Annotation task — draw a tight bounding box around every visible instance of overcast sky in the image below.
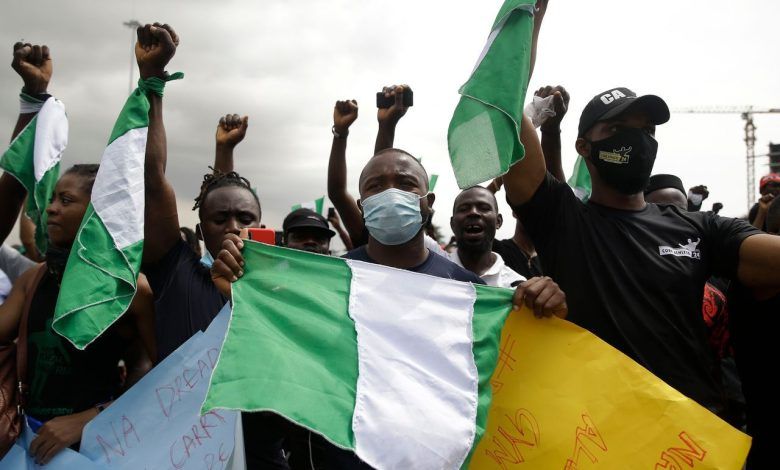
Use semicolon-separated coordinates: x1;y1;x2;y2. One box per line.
2;0;779;247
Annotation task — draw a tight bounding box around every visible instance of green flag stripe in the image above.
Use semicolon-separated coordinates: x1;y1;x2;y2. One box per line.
0;116;37;187
204;242;358;450
107;90;150;145
0;116;60;254
465;285;514;466
53;204;142;348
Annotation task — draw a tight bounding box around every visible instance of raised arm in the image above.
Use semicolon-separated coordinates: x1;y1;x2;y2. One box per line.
504;114;547;206
374;84;411;153
139;23;181;263
327;99;367;244
213;113;248;173
327;209;354;251
0;42;52;244
536;85;569;182
750;193;773;229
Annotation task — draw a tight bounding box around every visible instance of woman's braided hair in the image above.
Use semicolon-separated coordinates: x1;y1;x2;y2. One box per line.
192;167;260;213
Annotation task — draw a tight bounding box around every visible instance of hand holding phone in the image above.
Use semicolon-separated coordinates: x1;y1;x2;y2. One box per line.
376;85;413;109
246;228;276;245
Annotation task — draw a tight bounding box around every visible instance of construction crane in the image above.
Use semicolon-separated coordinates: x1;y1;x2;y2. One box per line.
674;106;780;211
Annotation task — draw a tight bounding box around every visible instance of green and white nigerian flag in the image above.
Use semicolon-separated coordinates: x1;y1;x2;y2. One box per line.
292;196;325;215
0;96;68;253
447;0;536;189
568;154;592;201
53;87;150;349
203;242;513;469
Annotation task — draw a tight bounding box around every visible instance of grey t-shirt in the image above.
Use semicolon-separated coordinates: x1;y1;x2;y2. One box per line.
0;244;36;282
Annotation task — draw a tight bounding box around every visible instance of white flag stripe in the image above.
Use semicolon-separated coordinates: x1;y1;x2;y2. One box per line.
91;127;147;250
346;260;479;469
32;98;68;182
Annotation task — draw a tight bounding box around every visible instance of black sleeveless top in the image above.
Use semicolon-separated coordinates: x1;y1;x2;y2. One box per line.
25;268;129;421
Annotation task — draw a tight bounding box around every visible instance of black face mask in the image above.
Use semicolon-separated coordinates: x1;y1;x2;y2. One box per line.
588;128;658;195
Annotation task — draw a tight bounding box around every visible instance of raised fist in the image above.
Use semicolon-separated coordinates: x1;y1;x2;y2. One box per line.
12;42;52;94
135;23;179;79
535;85;569;131
333;99;358;134
216;114;249;148
377;84;411;127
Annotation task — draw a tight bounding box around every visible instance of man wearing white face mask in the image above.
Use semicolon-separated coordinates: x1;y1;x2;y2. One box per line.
343;148;485;282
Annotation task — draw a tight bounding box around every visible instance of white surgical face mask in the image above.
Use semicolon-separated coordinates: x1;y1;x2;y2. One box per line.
197;224;214;268
362;188;427;246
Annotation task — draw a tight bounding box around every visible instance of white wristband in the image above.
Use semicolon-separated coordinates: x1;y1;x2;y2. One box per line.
20;96;45;114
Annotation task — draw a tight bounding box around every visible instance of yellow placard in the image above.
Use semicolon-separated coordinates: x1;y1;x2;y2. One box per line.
470;307;751;469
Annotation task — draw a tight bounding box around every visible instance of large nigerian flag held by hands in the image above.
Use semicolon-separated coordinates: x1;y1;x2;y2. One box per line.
448;0;535;188
203;242;513;469
0;95;68;253
54;75;181;349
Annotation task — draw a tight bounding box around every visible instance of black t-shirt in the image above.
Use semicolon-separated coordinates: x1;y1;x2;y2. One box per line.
26;268;127;421
492;238;544;278
728;283;779;469
513;173;760;412
142;239;227;361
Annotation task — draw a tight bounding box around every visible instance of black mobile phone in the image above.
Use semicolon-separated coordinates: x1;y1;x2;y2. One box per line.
327;207;336;219
376;88;413;108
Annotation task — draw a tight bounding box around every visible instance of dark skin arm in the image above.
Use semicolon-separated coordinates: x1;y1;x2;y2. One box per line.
738;234;780;299
751;194;773;230
1;42;52;244
327;99;367;245
374;84;411;154
328;210;354;251
536;85;569;182
214;113;249;174
138;23;181;263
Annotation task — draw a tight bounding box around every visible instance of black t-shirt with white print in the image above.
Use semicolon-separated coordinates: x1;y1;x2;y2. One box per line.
513;173;760;413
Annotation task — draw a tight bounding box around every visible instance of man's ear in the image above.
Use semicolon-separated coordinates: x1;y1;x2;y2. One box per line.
496;213;503;230
449;216;455;233
575;137;590;161
195;223;203;241
426;192;436;210
357;199;363;217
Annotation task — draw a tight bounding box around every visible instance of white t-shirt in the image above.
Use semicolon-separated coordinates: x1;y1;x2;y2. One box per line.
449;251;526;288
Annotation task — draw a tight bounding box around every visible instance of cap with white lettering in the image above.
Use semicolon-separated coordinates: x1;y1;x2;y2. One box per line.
577;87;670;137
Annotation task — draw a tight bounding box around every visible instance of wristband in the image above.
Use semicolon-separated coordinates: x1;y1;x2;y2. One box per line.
332;126;348;139
19;89;51;114
137;71;184;97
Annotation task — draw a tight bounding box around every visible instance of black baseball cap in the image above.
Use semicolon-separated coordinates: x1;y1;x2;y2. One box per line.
645;174;685;196
282;208;336;238
578;87;670;137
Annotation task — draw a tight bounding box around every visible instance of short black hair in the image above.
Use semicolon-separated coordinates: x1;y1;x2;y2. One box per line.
193;167;261;216
359;148;429;191
63;164;100;193
767;197;780;234
454;186;498;212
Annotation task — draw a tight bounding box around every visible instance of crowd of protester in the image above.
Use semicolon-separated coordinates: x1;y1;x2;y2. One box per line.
1;3;780;469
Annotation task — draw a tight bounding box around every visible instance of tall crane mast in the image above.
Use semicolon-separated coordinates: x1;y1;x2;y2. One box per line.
674;107;780;211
